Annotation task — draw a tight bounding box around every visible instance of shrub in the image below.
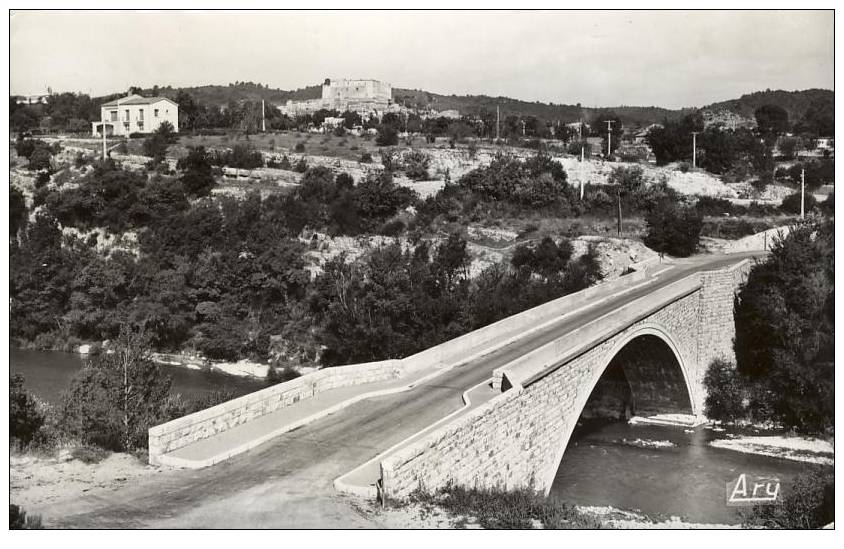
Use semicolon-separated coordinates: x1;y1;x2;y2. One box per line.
360;152;373;163
266;367;302;386
404;150;431;180
10;373;45;447
703;359;749;422
376;125;399;146
294;158;308;173
70;445;110;464
294;142;306;153
643;200;703;257
378;219;406;236
780;192;817;215
10;505;44;529
410;485;605;529
59;327;172;451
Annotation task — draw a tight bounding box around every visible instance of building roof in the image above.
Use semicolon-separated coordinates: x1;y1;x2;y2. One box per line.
101;94;179;108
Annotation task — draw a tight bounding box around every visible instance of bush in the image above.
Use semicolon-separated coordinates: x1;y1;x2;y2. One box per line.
740;468;834;529
780;192;817;215
376;125;399;146
360;152;373;163
410;485;605;529
643;200;703;257
10;504;44;529
294;142;306;153
10;373;45;447
378;219;406;236
59;327;172;451
404;150;431;180
703;359;749;422
70;445;110;464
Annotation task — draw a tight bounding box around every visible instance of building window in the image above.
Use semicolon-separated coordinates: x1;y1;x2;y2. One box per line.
138;121;144;131
139;109;144;121
110;110;117;122
124;122;130;130
125;109;130;121
154;109;159;117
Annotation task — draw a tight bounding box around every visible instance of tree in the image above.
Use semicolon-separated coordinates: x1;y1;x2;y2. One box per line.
732;220;834;432
647;113;704;165
10;186;28;239
643;200;703;257
27;144;53;172
591;111;623;155
59;325;173;451
780;192;817;215
754;104;790;136
376;124;399;146
178;146;216;197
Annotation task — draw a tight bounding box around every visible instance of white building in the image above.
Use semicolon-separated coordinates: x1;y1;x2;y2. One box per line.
281;78;392;118
92;94;179;137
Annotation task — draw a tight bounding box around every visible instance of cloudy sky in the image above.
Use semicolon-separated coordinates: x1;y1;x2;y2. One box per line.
10;10;834;108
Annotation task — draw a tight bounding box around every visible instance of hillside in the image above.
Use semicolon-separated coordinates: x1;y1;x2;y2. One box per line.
95;82;831;130
702;88;833;121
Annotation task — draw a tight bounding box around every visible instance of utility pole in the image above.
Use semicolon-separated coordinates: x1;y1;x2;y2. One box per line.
261;100;266;133
605;120;614;159
102;122;107;160
692;131;699;168
617;189;622;237
496;105;500;142
801;168;806;219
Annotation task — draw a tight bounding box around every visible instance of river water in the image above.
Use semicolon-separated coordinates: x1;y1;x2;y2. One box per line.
549;420;811;525
10;348;265;404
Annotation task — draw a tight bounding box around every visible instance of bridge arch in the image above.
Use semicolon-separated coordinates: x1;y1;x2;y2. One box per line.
541;322;697;493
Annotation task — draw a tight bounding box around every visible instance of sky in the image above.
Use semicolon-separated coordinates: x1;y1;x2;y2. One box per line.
9;10;834;109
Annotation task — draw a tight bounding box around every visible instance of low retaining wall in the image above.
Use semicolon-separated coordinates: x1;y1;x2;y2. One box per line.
149;359;401;461
149;263;655;465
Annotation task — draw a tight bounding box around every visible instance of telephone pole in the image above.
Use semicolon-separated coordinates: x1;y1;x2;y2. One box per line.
605;120;614;159
495;105;500;141
261;100;266;133
617;188;623;237
801;168;806;219
692;131;699;168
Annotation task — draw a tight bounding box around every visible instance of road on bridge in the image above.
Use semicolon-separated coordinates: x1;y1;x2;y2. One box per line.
39;252;763;528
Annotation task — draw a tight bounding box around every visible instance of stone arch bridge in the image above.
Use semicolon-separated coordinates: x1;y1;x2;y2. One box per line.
379;260;751;500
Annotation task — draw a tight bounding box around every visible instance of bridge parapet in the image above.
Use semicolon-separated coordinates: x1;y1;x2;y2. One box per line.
149;260;656;464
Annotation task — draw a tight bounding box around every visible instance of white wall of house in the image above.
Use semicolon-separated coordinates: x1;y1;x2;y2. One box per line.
94;98;179;137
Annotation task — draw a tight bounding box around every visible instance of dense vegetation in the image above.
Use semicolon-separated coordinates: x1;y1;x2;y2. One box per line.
409;484;604;529
740;468;834;529
704;219;834;433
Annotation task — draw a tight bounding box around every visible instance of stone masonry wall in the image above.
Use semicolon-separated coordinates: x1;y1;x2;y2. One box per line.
694;260;752;397
381;264;749;500
149;359;402;459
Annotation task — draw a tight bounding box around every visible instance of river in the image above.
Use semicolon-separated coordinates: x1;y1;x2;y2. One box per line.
549;420;813;525
10;348;266;405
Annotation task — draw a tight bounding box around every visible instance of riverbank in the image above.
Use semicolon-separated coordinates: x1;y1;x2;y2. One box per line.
710;434;834;466
368;500;738;529
10;448;159;513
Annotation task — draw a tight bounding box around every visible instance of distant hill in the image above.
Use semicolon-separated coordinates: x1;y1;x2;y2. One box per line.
99;83;831;129
702;88;833;122
392;87;691;128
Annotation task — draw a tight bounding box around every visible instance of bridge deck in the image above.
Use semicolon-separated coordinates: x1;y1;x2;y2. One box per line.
157;252;762;475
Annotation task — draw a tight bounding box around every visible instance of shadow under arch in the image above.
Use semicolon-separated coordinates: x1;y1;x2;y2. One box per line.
540;323;696;494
